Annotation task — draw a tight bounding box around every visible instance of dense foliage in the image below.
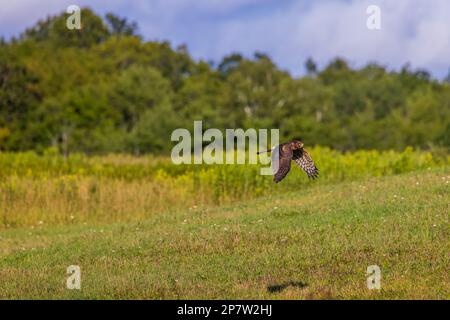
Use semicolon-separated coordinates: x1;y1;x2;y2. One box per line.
1;8;449;154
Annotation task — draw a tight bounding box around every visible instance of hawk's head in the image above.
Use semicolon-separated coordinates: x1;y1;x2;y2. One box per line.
291;140;304;150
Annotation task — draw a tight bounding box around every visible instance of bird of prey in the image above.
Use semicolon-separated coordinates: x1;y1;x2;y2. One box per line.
257;140;319;183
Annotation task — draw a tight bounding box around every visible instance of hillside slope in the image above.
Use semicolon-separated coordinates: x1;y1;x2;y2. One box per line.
0;169;448;299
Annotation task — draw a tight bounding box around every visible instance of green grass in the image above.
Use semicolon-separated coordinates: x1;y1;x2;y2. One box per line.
0;169;448;299
1;147;448;229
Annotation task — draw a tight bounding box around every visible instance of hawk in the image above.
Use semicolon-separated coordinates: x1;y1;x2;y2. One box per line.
258;140;319;183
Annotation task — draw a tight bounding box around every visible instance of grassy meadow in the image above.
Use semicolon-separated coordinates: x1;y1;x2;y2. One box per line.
0;148;449;299
0;146;448;228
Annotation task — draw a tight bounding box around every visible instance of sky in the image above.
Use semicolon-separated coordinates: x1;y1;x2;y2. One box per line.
1;0;449;78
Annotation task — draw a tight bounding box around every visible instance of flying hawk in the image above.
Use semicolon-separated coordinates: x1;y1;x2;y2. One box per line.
258;140;319;183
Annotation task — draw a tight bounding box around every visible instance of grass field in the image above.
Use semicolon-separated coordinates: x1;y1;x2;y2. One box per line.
1;147;447;229
0;168;448;299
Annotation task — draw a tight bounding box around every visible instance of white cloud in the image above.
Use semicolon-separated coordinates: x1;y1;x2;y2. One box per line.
194;0;450;77
0;0;449;78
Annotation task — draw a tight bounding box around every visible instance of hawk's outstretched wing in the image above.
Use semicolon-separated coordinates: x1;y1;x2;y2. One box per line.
272;144;293;183
293;149;319;179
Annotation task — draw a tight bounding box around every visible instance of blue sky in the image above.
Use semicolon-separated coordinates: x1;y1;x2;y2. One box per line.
1;0;449;78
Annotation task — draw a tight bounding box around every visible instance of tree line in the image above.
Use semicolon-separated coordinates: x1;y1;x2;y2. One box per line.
1;8;449;154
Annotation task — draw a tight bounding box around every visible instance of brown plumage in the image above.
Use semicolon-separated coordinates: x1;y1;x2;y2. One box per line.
258;140;319;183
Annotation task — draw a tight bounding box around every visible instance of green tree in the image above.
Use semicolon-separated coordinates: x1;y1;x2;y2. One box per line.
0;51;42;150
109;66;173;130
21;8;110;48
105;13;139;37
305;57;317;75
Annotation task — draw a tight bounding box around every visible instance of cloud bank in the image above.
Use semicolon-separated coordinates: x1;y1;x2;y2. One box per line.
1;0;449;78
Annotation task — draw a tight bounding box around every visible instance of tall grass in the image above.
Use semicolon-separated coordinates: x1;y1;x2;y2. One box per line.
0;147;448;229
